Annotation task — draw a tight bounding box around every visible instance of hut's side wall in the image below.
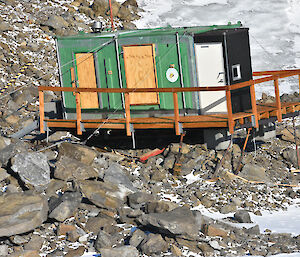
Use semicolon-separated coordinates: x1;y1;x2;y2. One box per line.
57;33;199;119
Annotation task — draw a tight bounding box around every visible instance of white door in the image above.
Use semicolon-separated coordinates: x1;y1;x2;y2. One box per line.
194;43;227;114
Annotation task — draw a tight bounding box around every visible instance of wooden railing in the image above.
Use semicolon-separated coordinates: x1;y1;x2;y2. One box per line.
38;69;300;136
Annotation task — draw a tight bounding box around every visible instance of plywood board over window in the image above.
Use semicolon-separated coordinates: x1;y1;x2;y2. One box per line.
75;53;99;109
123;45;159;105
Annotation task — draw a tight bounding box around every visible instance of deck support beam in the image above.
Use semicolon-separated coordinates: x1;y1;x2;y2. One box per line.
274;77;282;122
226;88;234;134
250;83;259;128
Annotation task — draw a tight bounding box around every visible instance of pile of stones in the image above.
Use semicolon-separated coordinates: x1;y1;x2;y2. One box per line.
0;126;299;256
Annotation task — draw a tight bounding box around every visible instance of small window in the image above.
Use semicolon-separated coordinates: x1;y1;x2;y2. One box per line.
232;64;241;81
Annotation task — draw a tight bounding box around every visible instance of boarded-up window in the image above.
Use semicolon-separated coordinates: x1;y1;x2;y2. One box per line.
123;45;159;105
75;53;99;109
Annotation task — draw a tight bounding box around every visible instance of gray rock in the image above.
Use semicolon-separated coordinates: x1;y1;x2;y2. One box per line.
138;206;200;240
128;192;154;209
145;201;169;213
78;180;124;210
244;224;260;235
94;230;113;251
11;152;50;188
234;210;252;223
0;21;12;31
239;163;268;182
58;142;97;165
104;163;137;193
0;244;8;256
43;15;69;30
48;191;82;222
0;168;10;182
129;229;146;248
282;148;299;168
0;140;28;166
100;246;139;257
92;0;108;16
48;131;70;142
54;155;99;181
24;234;45;251
10;234;30;245
140;233;168;255
0;192;48;237
220;204;237;214
0;136;10;151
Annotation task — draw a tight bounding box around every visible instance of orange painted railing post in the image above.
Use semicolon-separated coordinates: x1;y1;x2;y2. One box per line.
124;92;131;136
75;91;82;135
226;87;234;134
274;76;282;122
39;90;45;133
173;92;180;135
250;82;259;128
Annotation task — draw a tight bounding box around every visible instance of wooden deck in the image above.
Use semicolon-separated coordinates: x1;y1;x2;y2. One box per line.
38;69;300;136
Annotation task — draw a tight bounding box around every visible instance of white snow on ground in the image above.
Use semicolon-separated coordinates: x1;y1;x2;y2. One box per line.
135;0;300;97
250;202;300;235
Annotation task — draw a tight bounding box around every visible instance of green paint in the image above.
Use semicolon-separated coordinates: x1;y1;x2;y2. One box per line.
56;23;242;116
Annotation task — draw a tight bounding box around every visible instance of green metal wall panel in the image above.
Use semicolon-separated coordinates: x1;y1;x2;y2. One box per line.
57;23;243;117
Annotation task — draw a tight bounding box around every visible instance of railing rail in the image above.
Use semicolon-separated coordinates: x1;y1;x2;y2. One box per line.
38;69;300;135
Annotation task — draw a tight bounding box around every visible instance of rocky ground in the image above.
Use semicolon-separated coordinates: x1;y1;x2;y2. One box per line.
1;0;300;257
0;0;140;136
0;117;300;257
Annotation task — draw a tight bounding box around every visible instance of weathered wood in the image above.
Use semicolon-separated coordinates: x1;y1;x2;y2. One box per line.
38;86;227;93
123;45;159;105
75;92;82;135
124;92;131;136
226;89;234;134
39;90;45;133
75;53;99;109
274;77;282;122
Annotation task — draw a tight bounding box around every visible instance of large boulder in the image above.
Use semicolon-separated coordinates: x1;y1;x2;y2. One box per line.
281;128;300;144
0;136;10;151
58;142;97;165
42;15;69;30
54;155;99;181
282;148;299;168
48;191;82;222
238;163;268;182
0;140;28;166
104;163;137;193
0;21;12;32
140;233;168;255
78;180;126;210
0;192;48;237
137;207;200;240
11;152;50;188
92;0;108;16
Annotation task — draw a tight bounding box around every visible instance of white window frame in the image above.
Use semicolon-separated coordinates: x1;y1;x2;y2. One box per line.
232;64;242;81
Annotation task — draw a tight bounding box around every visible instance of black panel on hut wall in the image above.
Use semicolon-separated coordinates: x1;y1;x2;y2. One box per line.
194;28;253;113
225;29;252;113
